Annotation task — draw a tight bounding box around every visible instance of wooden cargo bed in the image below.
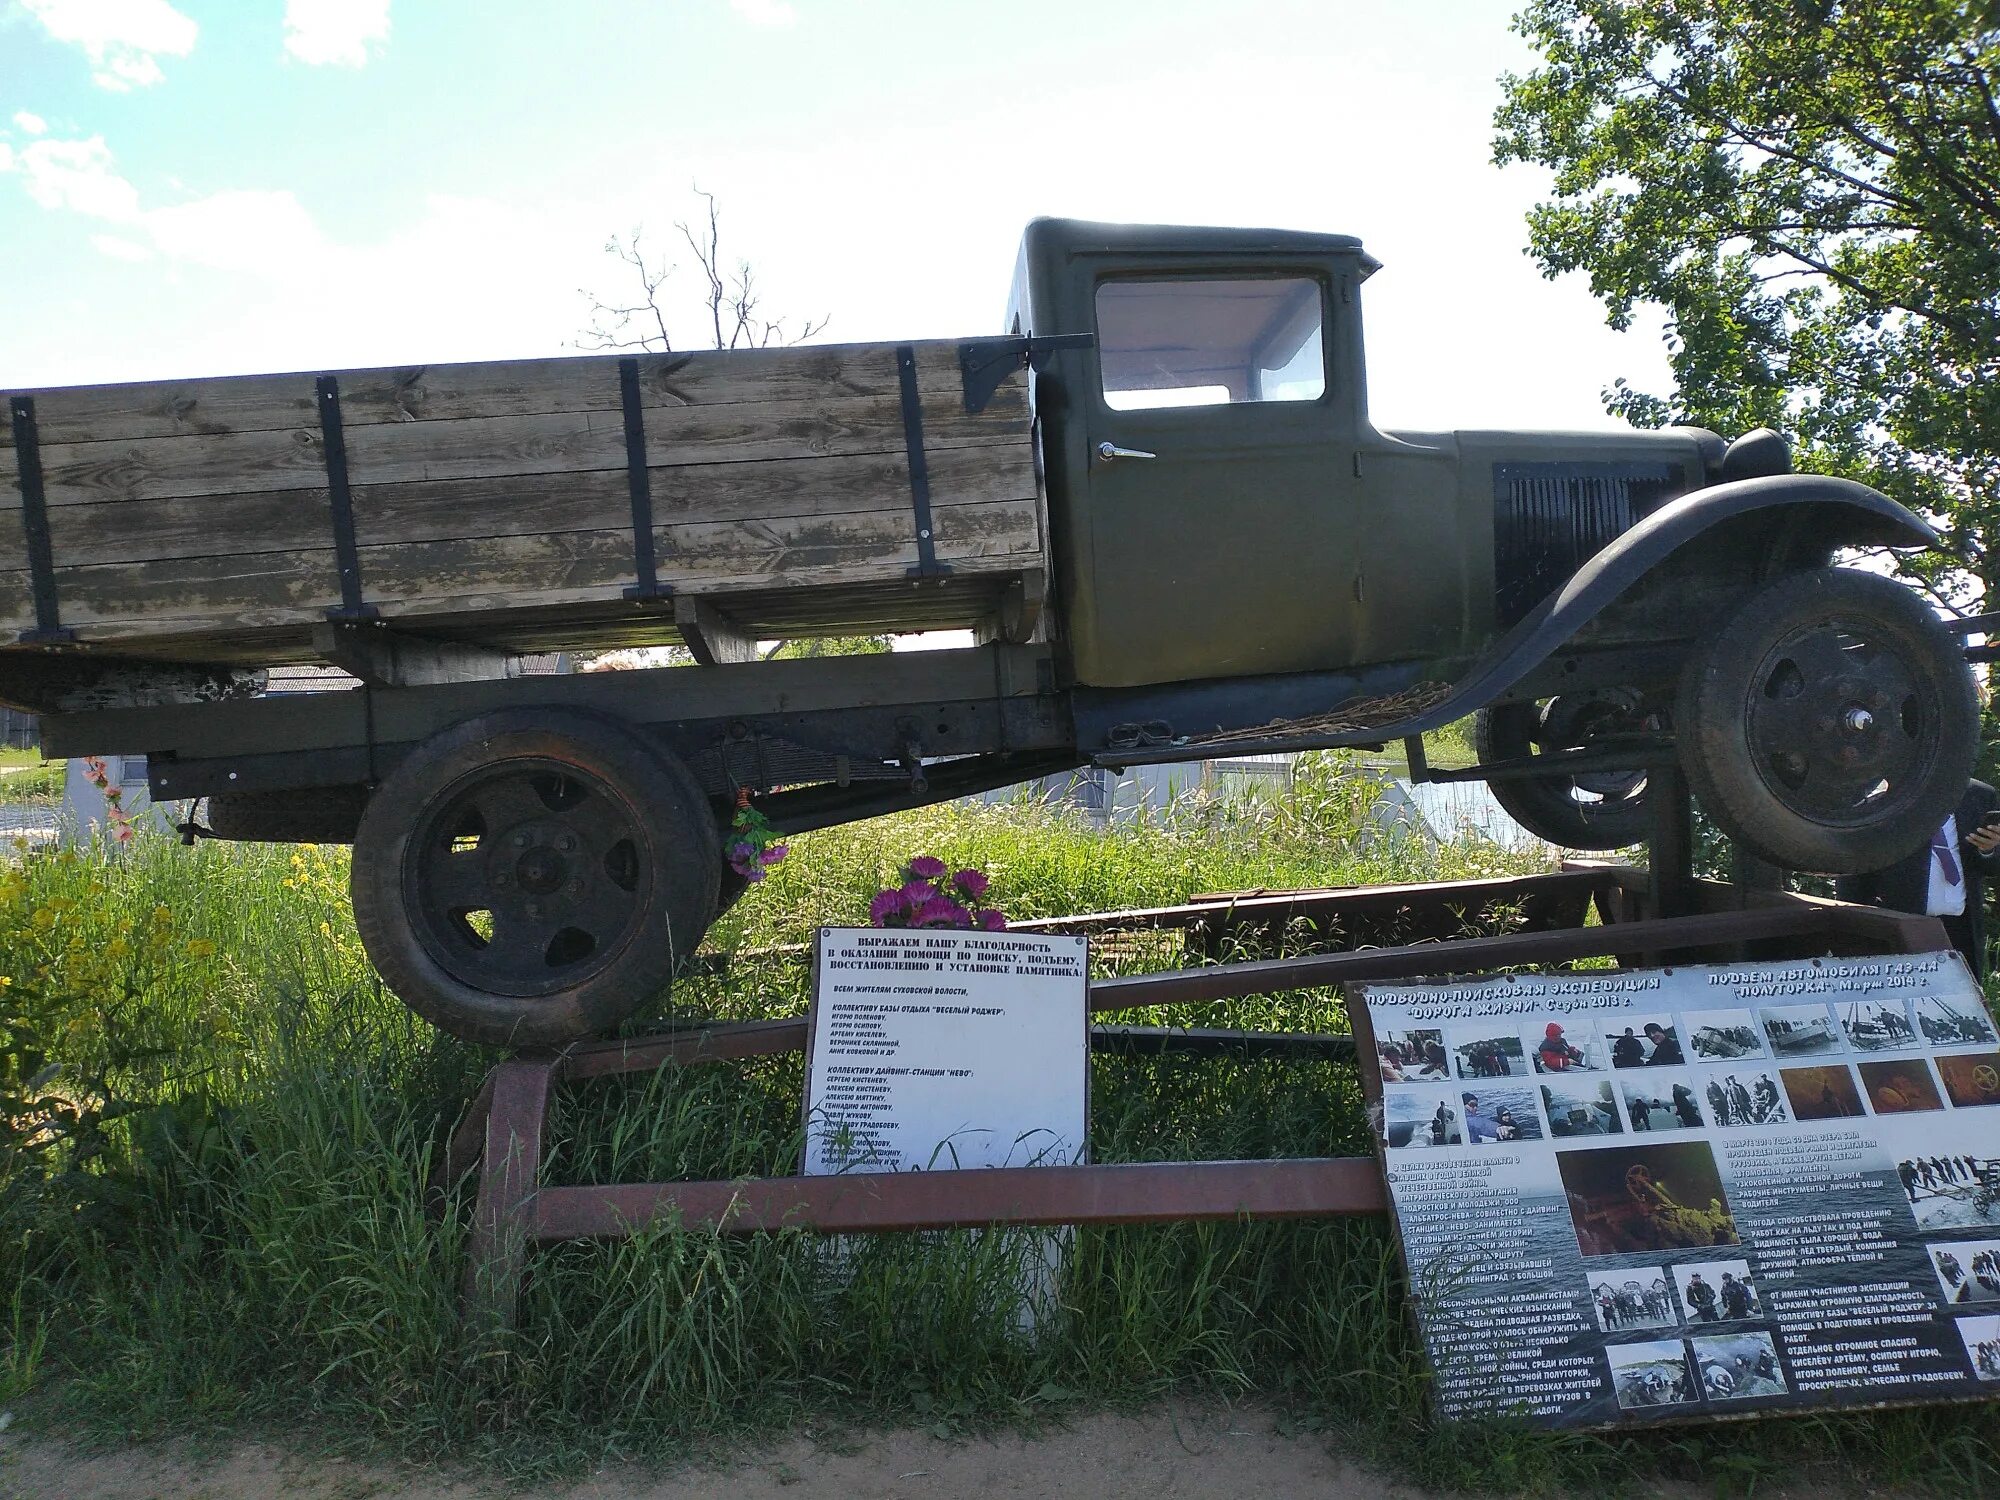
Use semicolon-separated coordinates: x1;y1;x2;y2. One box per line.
0;339;1044;666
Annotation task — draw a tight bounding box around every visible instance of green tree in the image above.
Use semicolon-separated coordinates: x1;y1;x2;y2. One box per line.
1494;0;2000;609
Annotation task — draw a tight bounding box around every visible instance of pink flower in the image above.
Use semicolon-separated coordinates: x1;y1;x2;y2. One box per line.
977;909;1007;931
906;855;947;881
952;869;989;898
868;889;904;925
900;880;937;906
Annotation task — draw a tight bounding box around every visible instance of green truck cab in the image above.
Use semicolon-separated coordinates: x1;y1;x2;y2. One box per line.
5;217;1976;1045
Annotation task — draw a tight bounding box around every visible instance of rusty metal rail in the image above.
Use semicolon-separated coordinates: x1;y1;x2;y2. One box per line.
445;867;1951;1330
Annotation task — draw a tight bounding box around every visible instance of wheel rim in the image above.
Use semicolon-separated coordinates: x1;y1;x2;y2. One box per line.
1741;618;1933;826
404;757;651;998
1537;696;1652;809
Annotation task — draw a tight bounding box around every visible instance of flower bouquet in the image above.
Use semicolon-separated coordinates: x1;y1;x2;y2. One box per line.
868;856;1006;930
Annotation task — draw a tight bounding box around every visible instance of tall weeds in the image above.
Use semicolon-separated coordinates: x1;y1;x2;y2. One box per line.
0;775;1993;1490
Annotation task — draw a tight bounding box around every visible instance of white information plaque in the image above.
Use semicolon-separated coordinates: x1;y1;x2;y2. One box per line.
804;928;1089;1175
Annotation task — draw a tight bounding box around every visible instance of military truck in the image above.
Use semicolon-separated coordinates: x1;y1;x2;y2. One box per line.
1;219;1976;1045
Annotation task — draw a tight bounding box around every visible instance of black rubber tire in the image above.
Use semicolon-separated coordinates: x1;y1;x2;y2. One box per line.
1676;567;1978;874
206;786;370;844
351;709;719;1047
1473;699;1653;849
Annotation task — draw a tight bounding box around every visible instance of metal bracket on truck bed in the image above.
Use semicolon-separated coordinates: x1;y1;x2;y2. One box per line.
6;396;77;647
955;332;1095;415
314;377;380;624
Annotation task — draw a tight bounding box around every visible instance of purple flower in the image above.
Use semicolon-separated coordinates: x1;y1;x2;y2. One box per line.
868;889;903;925
906;855;948;881
952;869;989;898
760;843;789;866
977;909;1008;931
728;840;756;862
900;880;937;906
915;895;968;928
744;865;767;884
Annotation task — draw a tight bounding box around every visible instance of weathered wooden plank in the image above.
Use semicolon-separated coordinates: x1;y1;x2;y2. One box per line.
10;387;1024;513
33;442;1036;565
0;499;1042;636
0;340;999;449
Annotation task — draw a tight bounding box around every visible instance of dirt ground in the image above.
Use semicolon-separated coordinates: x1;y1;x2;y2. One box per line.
0;1403;1786;1500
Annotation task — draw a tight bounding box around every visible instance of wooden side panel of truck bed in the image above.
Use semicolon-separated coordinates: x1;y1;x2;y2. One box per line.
0;341;1043;663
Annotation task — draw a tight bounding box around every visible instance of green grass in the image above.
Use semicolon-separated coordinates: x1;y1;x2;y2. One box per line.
1;764;1998;1492
0;748;61;805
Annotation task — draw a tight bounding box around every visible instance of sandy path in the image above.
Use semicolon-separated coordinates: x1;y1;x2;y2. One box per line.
0;1404;1758;1500
4;1408;1407;1499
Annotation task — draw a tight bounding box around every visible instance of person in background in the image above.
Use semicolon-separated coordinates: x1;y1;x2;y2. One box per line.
1835;781;2000;979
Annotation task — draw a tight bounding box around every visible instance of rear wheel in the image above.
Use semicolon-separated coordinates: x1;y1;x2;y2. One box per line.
351;709;719;1047
1473;694;1658;849
1676;567;1977;873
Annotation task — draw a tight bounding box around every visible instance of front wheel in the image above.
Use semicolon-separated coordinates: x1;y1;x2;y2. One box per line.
351;709;719;1047
1676;567;1978;873
1474;694;1658;849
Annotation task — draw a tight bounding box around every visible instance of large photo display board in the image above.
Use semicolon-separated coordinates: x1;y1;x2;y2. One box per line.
1353;953;2000;1427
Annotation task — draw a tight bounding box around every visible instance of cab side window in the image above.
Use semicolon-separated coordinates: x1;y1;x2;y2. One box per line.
1095;276;1326;411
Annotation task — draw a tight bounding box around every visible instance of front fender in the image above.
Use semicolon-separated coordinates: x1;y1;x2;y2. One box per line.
1081;476;1938;763
1424;475;1938;725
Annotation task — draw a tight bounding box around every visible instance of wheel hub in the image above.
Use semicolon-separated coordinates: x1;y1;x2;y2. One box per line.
513;842;569;894
406;760;649;998
1745;623;1925;822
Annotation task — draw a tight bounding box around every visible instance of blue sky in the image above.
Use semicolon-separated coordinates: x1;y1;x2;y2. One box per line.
0;0;1671;430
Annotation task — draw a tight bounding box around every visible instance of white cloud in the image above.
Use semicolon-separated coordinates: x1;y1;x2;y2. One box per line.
12;111;48;135
146;189;325;271
729;0;796;27
20;0;198;91
0;144;13;174
13;136;143;221
5;132;327;273
89;233;153;263
282;0;391;67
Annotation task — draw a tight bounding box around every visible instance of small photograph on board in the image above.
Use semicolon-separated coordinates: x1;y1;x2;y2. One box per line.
1586;1268;1679;1332
1618;1071;1707;1132
1458;1083;1544;1144
1606;1014;1685;1068
1929;1238;2000;1306
1915;992;1999;1048
1760;1003;1844;1057
1687;1009;1768;1062
1782;1064;1865;1121
1899;1152;2000;1231
1705;1068;1790;1126
1540;1078;1623;1138
1450;1028;1530;1079
1381;1086;1463;1150
1955;1314;2000;1381
1840;998;1920;1053
1936;1051;2000;1109
1527;1019;1609;1073
1561;1140;1741;1257
1376;1027;1450;1083
1673;1259;1762;1322
1605;1338;1697;1409
1690;1331;1789;1400
1858;1058;1945;1114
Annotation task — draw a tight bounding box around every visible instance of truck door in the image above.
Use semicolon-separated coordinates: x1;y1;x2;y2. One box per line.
1063;271;1361;689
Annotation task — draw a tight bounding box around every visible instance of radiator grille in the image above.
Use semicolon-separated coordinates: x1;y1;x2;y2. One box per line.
1492;461;1688;627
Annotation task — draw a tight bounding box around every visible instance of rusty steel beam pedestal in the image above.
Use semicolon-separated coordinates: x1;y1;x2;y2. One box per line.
441;869;1951;1331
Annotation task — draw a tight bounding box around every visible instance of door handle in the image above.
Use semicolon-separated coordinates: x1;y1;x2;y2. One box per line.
1096;440;1157;463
